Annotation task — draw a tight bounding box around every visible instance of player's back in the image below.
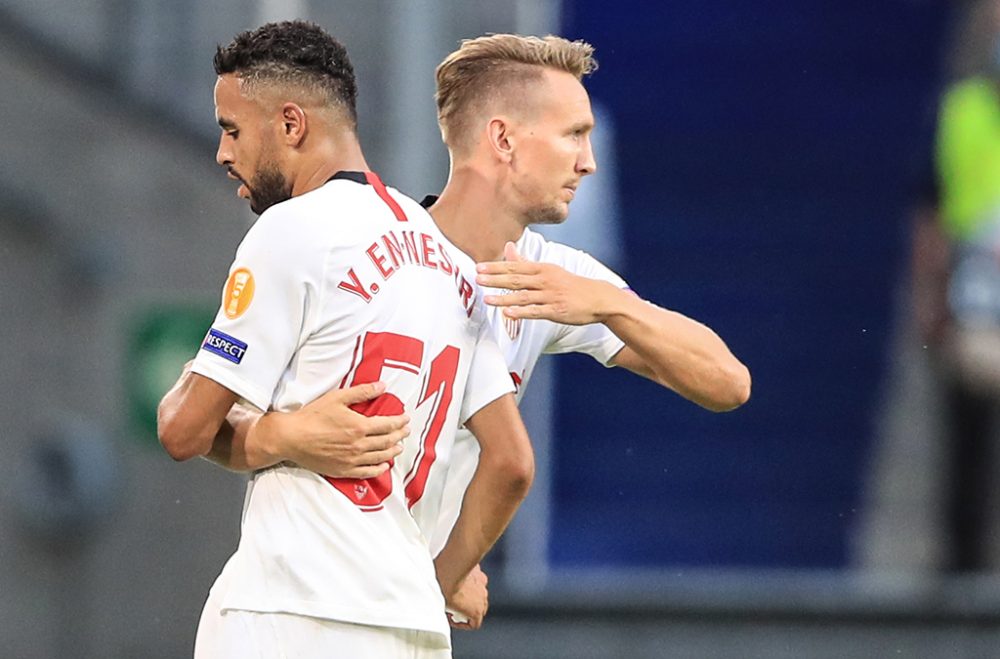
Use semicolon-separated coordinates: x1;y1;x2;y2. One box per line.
191;172;506;642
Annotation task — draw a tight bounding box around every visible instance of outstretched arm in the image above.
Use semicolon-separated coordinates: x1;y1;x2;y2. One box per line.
477;242;751;411
602;296;749;412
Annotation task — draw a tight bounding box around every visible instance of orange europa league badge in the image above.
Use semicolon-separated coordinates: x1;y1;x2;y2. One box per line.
223;268;255;319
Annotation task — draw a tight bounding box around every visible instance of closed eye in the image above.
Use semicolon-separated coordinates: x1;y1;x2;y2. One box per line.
218;117;239;138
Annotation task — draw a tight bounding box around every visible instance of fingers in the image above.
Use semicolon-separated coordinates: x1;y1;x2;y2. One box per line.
447;615;475;630
349;424;408;465
362;413;410;437
347;426;408;468
356;443;404;467
339;462;393;480
503;241;522;262
476;261;541;276
449;614;482;630
500;305;550;320
483;290;544;307
365;425;410;450
476;273;538;290
331;381;387;406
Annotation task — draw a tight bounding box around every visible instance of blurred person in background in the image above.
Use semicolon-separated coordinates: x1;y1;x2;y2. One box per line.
914;0;1000;572
157;21;533;657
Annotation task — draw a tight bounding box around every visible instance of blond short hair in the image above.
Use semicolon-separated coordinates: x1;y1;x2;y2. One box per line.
435;34;597;153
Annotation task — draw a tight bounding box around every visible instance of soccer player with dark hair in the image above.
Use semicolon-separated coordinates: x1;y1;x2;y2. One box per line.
191;30;752;632
157;21;533;657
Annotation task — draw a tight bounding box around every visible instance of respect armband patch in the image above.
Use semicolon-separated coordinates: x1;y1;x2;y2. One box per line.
201;328;248;364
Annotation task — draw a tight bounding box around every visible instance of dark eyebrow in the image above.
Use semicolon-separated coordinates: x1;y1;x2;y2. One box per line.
218;117;237;130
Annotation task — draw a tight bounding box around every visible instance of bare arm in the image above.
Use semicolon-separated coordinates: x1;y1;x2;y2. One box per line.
202;402;276;471
159;361;408;476
433;393;534;626
603;295;750;412
157;367;242;462
203;382;410;477
477;242;751;412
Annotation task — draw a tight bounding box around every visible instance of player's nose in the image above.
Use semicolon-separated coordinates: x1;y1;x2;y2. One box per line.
216;138;233;168
577;135;597;176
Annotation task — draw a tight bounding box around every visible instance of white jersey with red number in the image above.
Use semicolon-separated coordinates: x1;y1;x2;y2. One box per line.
189;172;512;642
426;227;629;556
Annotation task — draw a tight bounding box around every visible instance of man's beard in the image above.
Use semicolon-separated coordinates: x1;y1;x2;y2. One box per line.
524;201;569;226
248;164;292;215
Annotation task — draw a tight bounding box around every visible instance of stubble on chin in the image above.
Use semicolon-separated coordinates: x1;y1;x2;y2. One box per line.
524;202;569;226
248;166;293;215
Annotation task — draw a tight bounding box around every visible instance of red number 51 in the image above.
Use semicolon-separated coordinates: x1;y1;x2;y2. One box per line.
325;331;459;512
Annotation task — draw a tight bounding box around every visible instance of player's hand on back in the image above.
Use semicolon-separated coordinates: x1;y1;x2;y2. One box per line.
443;564;489;630
477;241;619;326
257;381;409;478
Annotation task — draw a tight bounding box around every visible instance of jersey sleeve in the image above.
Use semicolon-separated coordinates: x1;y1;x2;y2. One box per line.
190;211;322;410
459;318;516;425
544;249;630;366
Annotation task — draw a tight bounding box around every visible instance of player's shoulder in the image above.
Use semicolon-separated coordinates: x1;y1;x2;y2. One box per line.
252;176;402;244
252;184;335;228
236;183;361;264
305;176;387;218
519;228;628;287
242;195;323;253
518;227;605;272
390;186;477;269
391;188;451;236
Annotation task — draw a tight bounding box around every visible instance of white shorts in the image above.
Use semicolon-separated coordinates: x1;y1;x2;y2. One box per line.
194;587;451;659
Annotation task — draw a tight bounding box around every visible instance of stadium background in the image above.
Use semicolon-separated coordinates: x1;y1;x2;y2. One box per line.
2;0;996;657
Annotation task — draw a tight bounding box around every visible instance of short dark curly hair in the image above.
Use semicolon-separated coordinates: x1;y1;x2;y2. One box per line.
214;21;358;126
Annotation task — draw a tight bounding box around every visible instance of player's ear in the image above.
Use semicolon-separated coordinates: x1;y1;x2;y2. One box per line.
279;102;307;147
486;116;515;164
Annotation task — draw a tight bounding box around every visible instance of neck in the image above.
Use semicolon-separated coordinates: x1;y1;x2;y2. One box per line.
291;129;370;197
430;161;526;263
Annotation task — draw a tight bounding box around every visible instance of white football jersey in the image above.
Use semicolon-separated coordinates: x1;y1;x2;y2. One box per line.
190;172;513;642
425;227;628;556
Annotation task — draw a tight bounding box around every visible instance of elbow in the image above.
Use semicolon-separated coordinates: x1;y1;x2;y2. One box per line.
485;442;535;500
708;362;752;412
158;422;199;462
157;405;209;462
507;450;535;499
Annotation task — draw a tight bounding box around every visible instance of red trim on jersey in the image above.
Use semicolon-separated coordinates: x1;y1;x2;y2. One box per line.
365;171;408;222
339;335;363;389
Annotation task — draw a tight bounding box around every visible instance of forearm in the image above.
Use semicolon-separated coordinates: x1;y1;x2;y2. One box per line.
157;370;241;461
202;404;283;472
434;397;534;597
158;379;213;460
434;451;533;596
600;285;751;411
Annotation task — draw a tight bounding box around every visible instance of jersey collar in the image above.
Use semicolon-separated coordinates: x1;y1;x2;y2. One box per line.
327;171;369;185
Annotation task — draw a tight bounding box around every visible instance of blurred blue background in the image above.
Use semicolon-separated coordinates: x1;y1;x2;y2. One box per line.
552;0;949;569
